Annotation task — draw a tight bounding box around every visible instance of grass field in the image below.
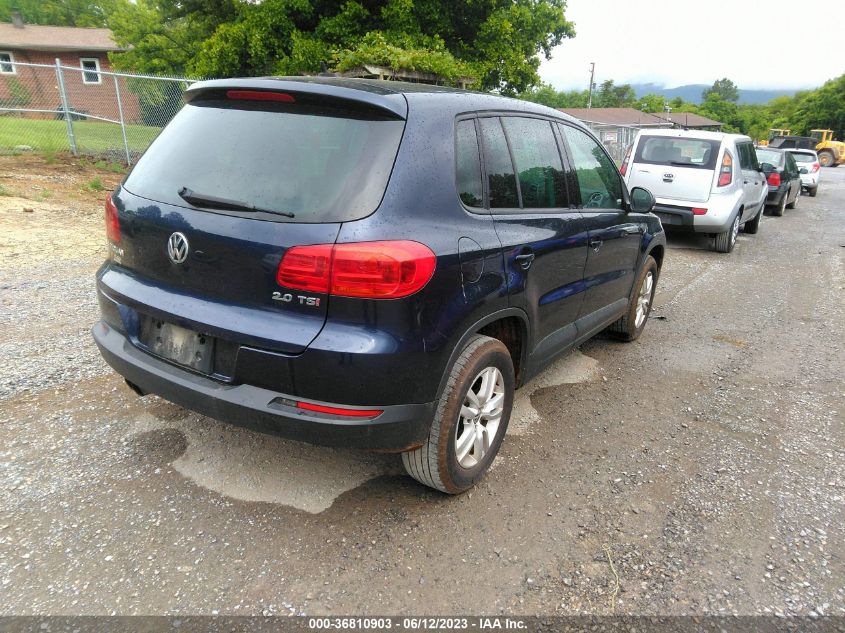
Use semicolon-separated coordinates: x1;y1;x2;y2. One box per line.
0;116;161;155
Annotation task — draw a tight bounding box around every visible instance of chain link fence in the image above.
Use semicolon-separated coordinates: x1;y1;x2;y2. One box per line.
581;121;642;164
0;59;195;164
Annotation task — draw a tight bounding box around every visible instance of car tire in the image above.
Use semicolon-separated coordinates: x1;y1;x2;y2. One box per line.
607;255;659;342
743;204;762;234
818;149;834;168
715;213;740;253
771;194;785;217
808;186;818;198
787;187;798;209
402;334;514;494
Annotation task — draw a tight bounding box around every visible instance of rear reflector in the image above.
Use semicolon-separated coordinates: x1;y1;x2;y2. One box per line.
692;207;708;215
296;401;383;417
277;240;436;299
767;172;781;187
717;150;733;187
105;194;120;243
226;90;296;103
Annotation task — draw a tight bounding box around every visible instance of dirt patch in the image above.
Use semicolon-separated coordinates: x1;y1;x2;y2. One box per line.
0;154;122;267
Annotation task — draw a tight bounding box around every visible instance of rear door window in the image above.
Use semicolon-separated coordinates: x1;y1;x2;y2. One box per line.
123;99;405;223
478;117;519;209
560;124;624;209
634;136;720;170
737;142;759;170
455;119;484;208
500;117;568;209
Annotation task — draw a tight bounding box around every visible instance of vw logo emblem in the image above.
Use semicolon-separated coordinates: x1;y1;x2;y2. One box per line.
167;232;189;264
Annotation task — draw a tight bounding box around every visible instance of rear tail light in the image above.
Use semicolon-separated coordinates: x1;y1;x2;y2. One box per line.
717;150;733;187
692;207;708;215
620;144;633;177
767;172;781;186
811;162;820;173
276;244;332;293
277;240;436;299
105;194;120;243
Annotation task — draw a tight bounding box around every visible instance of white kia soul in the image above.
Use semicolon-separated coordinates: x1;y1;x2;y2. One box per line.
621;130;767;253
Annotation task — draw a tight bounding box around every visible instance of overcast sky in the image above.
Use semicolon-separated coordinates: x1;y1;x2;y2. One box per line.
539;0;845;91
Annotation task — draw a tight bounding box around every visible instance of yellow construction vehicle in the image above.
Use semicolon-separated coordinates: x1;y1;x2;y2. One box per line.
810;129;845;167
758;128;791;146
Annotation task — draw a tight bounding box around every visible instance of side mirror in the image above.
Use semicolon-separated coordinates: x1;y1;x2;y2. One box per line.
629;186;655;213
759;162;774;175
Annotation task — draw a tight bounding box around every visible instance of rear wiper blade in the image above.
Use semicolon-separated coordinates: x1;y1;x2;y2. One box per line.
177;186;294;218
668;161;699;167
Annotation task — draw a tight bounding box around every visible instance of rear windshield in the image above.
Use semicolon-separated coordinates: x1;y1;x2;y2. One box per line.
634;136;720;169
789;151;816;163
755;148;783;167
123;100;405;223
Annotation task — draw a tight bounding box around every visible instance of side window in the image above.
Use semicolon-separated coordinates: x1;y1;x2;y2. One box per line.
560;124;623;210
500;117;568;209
785;152;797;174
0;51;15;74
737;143;752;170
80;57;101;85
455;119;483;208
478;117;519;209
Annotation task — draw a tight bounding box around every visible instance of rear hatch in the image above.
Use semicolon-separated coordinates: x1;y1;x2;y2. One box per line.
109;81;407;355
629;135;720;203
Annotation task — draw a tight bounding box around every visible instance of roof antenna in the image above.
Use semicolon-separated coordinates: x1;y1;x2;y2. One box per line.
318;61;336;77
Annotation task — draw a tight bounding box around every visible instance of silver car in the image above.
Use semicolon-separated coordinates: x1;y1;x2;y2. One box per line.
785;149;821;197
622;130;767;253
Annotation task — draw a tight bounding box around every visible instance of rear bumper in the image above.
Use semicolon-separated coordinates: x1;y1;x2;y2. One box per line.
765;186;787;205
92;320;434;451
652;203;735;234
800;174;819;188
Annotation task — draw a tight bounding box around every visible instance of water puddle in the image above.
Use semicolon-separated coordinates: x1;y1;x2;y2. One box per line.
508;348;600;436
127;348;598;511
131;412;398;514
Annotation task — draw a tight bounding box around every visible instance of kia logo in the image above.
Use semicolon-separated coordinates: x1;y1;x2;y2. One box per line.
167;232;189;264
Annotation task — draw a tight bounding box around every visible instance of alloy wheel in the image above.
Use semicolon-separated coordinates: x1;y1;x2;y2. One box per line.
455;366;505;469
634;271;654;328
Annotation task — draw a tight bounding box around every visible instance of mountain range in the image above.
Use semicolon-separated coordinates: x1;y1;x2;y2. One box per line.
631;83;800;105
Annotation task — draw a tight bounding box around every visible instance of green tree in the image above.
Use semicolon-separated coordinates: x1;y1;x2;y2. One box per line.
520;83;588;108
0;0;125;26
787;74;845;138
109;0;575;93
637;94;667;113
593;79;637;108
703;77;739;103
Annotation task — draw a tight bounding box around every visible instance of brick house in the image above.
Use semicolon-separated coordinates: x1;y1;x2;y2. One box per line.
0;10;140;121
558;107;723;162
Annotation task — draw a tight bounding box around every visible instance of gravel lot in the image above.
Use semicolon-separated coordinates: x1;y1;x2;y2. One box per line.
0;155;843;617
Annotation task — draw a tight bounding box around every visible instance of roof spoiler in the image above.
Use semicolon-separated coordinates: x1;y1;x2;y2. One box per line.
185;78;408;120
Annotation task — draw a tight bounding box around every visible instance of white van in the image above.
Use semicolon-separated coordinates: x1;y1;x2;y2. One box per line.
621;130;767;253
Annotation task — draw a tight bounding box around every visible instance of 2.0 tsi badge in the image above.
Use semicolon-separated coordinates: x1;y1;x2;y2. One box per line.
167;232;189;264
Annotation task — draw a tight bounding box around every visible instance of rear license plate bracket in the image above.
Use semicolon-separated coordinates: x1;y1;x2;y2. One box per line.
140;318;214;374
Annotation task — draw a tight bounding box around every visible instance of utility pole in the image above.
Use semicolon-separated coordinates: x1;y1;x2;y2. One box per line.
587;62;595;109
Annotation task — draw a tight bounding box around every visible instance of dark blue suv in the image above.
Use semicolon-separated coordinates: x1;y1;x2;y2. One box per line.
93;77;665;493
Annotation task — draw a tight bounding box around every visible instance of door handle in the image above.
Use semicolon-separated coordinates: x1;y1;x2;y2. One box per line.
588;238;603;251
514;252;535;270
